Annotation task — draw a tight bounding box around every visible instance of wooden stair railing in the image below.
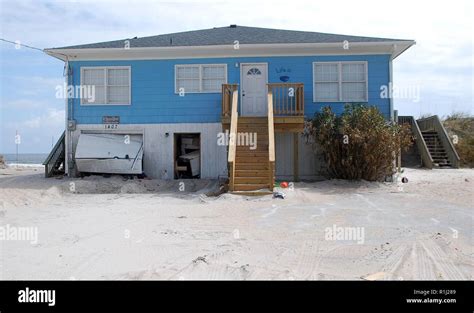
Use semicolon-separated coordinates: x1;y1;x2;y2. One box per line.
43;130;66;177
227;89;239;191
267;90;275;191
399;116;434;168
222;84;239;118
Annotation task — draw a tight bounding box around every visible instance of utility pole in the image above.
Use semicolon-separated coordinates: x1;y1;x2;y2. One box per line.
15;130;21;167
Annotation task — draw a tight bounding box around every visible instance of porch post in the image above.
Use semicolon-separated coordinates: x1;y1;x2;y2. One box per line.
293;132;299;182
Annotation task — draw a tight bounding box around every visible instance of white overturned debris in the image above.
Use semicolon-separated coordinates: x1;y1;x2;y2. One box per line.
75;133;143;174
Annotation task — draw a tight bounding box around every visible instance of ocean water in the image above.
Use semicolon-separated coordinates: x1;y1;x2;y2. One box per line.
1;153;49;165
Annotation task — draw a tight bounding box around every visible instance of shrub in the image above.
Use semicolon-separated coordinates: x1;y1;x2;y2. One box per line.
443;113;474;168
305;104;412;181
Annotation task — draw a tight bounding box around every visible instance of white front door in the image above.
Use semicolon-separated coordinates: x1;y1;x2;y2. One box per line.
241;63;267;116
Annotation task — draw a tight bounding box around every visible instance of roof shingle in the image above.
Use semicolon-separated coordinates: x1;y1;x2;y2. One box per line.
51;25;410;49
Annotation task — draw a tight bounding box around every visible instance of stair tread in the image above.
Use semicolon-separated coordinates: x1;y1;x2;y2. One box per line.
234;178;269;184
235;174;268;178
236;156;269;159
235;166;270;170
233;183;270;191
237;152;269;155
230;190;273;196
229;116;275;192
235;162;270;165
235;170;269;175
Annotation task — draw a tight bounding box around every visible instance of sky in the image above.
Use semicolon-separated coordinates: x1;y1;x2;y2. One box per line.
0;0;473;153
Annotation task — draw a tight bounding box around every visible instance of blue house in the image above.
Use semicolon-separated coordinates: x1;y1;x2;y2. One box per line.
45;25;415;192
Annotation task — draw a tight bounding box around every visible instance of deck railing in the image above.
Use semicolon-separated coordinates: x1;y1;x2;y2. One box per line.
267;83;304;116
222;83;304;118
222;84;239;117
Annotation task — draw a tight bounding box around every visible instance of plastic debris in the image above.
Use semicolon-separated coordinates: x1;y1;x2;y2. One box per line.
273;191;285;199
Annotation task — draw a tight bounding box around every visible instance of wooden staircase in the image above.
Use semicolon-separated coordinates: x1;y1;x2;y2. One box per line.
421;131;451;167
43;131;66;177
222;83;305;193
398;115;460;168
225;85;276;194
233;117;274;191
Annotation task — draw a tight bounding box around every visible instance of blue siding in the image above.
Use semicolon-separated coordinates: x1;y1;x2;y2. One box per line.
69;55;390;124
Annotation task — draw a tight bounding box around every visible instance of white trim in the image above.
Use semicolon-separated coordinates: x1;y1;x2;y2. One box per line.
174;64;227;94
80;66;131;106
313;61;368;102
45;41;416;61
239;62;268;115
389;53;394;121
65;62;69;176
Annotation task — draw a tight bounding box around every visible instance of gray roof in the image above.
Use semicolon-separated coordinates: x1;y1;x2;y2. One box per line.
51;25;410;49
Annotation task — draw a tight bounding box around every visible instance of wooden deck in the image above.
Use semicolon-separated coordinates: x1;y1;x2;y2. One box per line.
221;83;305;132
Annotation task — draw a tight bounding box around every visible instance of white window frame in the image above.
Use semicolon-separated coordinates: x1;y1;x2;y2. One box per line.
174;64;227;94
80;66;131;105
313;61;368;102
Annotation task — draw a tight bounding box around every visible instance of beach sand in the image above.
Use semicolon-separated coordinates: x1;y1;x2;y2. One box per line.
0;165;472;280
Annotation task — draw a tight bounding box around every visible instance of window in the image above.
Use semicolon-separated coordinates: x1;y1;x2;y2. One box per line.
313;62;367;102
175;64;227;93
247;68;262;75
81;67;131;105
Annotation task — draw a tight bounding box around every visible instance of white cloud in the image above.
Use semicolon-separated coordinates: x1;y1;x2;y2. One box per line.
1;107;65;153
0;99;43;109
8;108;65;129
23;116;41;128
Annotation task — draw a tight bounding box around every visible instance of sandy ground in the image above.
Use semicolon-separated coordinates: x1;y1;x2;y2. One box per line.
0;165;472;280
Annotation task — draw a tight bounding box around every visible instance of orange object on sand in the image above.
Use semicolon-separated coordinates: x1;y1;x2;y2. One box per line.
280;182;289;188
